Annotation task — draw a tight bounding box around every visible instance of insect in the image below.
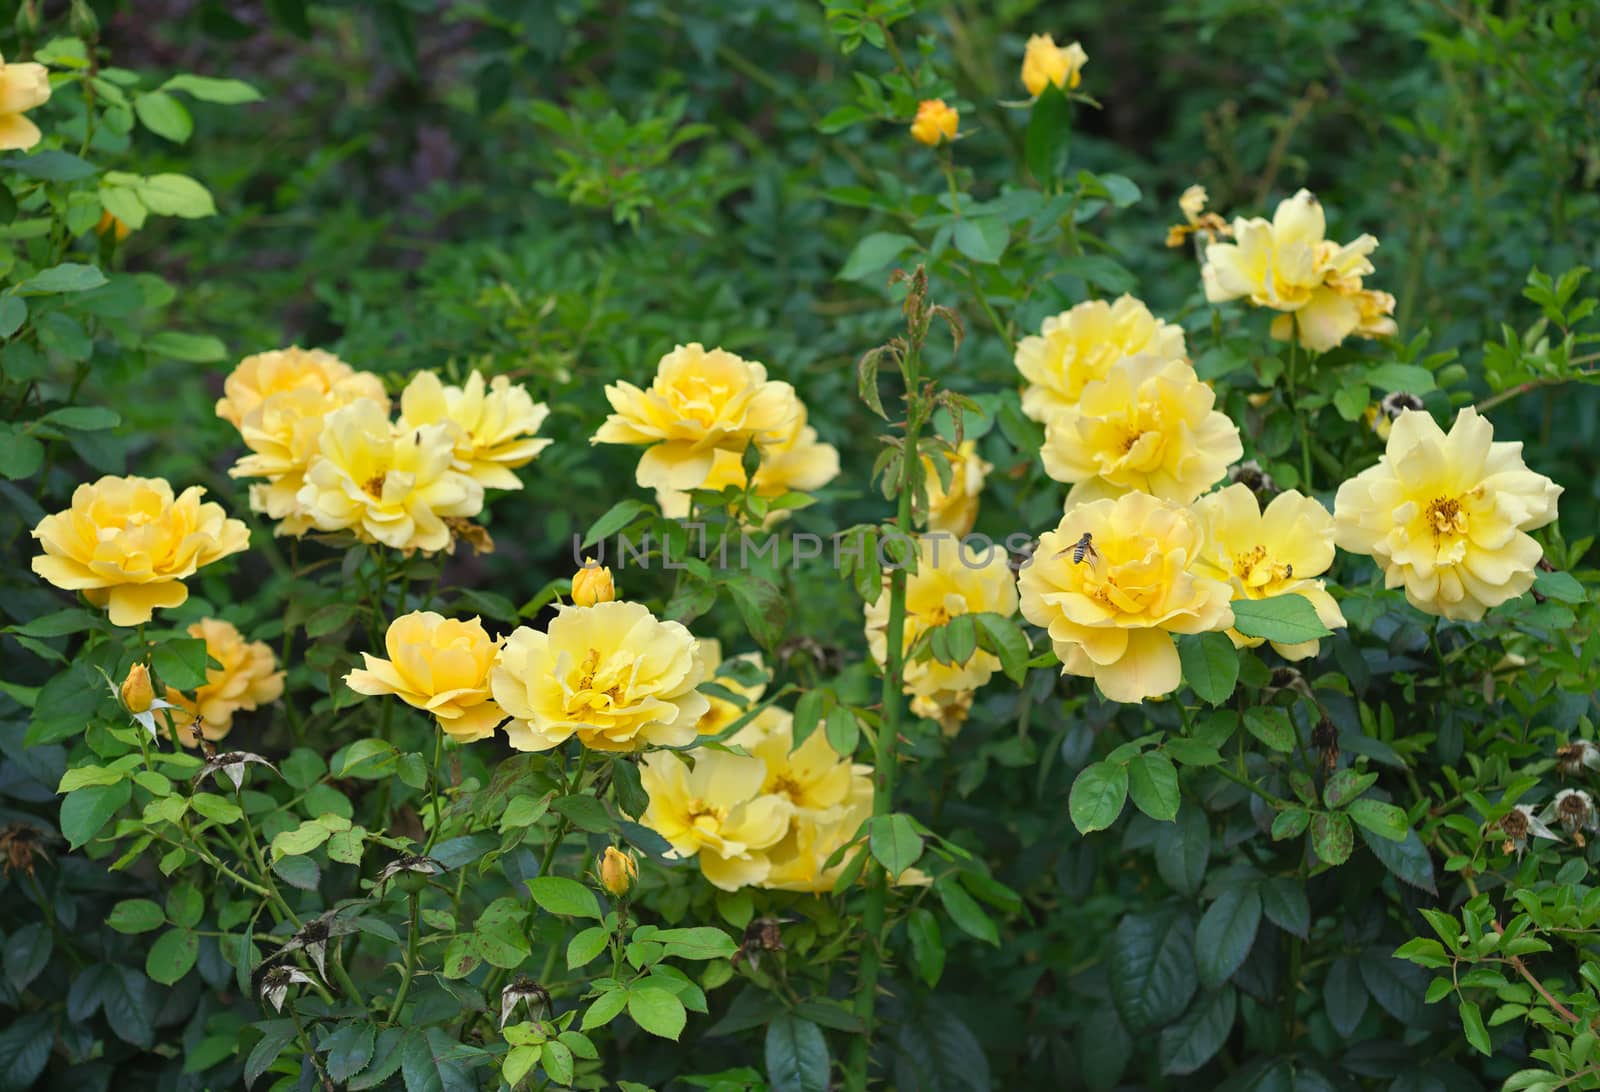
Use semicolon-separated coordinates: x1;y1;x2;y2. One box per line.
1283;563;1293;578
1058;532;1098;565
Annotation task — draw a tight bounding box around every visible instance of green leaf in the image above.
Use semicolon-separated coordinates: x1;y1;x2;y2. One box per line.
1;149;96;179
1127;753;1181;821
1230;595;1333;643
1158;988;1237;1076
1057;254;1136;294
1154;805;1209;895
1459;999;1492;1055
135;91;194;142
133;173;216;218
627;986;687;1040
1025;82;1072;183
1109;909;1197;1031
936;877;999;946
527;875;602;919
1069;761;1128;833
152;636;211;690
1323;955;1369;1038
1271;807;1311;840
566;925;609;969
1195;886;1260;989
3;923;51;990
1244;707;1295;753
271;819;333;859
108;898;166;934
953;218;1009;264
1311;812;1355;866
1177;633;1238;705
1322;768;1379;808
839;232;916;281
582;988;628;1030
824;705;860;758
765;1013;830;1092
145;928;199;985
160;74;264;103
868;813;924;877
61;780;132;848
1364;362;1437;393
0;1013;54;1091
728;577;788;653
166;881;204;928
906;907;945;987
1534;569;1586;604
1359;826;1436;894
655;926;737;961
0;295;24;338
551;793;611;833
38;405;120;431
973;612;1030;685
17;262;107;295
323;1022;376;1084
792;689;826;748
399;1027;475;1092
583;499;650;548
1258;877;1310;938
144;331;227;362
1347;798;1408;842
610;758;648;819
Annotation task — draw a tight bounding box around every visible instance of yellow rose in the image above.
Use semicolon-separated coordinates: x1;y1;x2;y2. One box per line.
1179;185;1208;224
730;709;861;816
1014;296;1187;423
398;370;552;491
1021;33;1088;97
639;749;791;891
31;476;249;627
692;639;768;736
1193;484;1347;660
923;440;991;537
910;688;974;737
599;846;638;897
1334;407;1561;621
865;535;1019;705
1040;356;1242;507
297;399;483;554
344;611;505;743
0;52;51;151
164;618;285;744
655;402;838;524
910;98;959;146
216;347;386;429
571;559;616;607
591;343;801;491
1018;492;1235;703
119;662;155;715
230;389;385;537
491;600;710;752
761;776;872;893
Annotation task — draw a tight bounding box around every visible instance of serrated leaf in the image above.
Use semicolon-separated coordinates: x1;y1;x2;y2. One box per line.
1177;633;1238;705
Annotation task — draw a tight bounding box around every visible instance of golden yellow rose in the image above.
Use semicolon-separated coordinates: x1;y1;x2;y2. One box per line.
866;535;1019;705
571;559;616;607
215;347;386;429
761;776;872;893
655;402;838;524
1334;407;1561;621
398;370;552;491
0;52;51;151
344;611;505;743
730;709;861;816
491;600;709;752
31;476;249;627
1193;484;1347;660
1014;296;1187;423
639;749;791;891
1021;33;1088;97
1018;492;1235;702
599;846;638;897
591;343;801;491
923;440;991;537
1040;356;1242;507
165;618;285;744
910;688;974;737
910;99;959;146
297;399;483;554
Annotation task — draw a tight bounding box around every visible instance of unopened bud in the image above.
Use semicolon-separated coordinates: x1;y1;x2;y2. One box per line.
14;0;40;38
599;845;637;897
571;559;615;607
120;663;154;714
69;0;98;39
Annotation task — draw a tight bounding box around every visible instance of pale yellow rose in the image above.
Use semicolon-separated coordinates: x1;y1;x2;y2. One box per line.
865;535;1019;705
297;399;483;554
910;99;959;146
164;618;284;744
655;402;839;524
490;600;710;752
1021;34;1087;97
0;52;51;151
31;476;249;627
216;347;386;429
923;440;991;537
344;611;505;743
1334;407;1561;621
639;749;791;891
571;559;616;607
692;639;769;737
761;775;871;893
910;689;974;737
1040;355;1242;507
730;708;860;815
591;343;801;491
1179;185;1208;224
1014;296;1187;423
1018;492;1235;702
1193;484;1347;659
398;370;552;491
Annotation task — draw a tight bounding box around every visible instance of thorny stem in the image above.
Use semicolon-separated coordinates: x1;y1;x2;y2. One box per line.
289;1005;333;1089
423;728;446;854
1475;366;1600;414
386;892;421;1023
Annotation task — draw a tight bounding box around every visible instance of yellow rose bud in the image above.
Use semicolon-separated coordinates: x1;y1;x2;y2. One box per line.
95;210;131;241
120;663;154;715
571;559;615;606
599;846;638;897
1021;33;1088;98
909;99;958;147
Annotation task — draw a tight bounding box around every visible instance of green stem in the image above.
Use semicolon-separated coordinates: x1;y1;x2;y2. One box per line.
423;728;446;854
1286;329;1313;489
386;892;421;1023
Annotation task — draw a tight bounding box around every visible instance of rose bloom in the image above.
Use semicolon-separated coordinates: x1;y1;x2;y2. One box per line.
231;389;387;536
639;749;791;891
865;535;1019;706
691;639;769;737
297;399;483;554
1334;407;1561;621
491;600;709;752
1193;484;1347;660
1040;355;1242;507
761;776;872;893
31;476;249;626
344;611;506;743
910;99;958;146
165;618;285;744
1019;492;1235;702
910;688;974;737
0;52;51;151
592;343;800;492
730;708;861;816
215;347;386;429
655;403;839;524
923;440;991;537
1020;33;1088;97
1014;296;1187;423
398;370;552;491
571;559;616;607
